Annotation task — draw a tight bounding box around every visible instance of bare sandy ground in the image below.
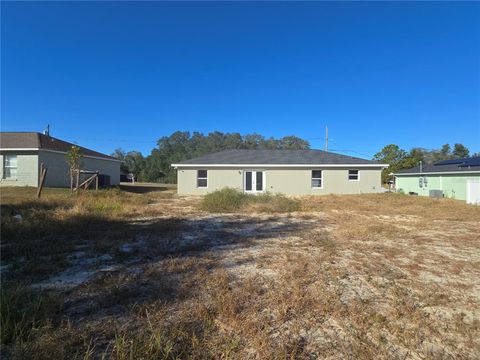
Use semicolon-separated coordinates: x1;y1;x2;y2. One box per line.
21;194;478;358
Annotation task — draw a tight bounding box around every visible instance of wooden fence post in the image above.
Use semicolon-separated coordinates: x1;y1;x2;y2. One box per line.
37;164;48;198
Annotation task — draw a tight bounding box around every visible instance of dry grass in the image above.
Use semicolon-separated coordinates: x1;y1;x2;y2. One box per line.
1;186;177;282
1;187;479;359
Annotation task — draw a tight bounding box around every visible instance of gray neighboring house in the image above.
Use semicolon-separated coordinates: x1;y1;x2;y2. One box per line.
172;149;388;196
0;132;121;187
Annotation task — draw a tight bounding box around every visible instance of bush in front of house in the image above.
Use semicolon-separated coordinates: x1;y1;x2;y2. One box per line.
199;188;301;213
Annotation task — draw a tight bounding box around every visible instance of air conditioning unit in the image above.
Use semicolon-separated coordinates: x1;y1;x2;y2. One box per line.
429;190;443;199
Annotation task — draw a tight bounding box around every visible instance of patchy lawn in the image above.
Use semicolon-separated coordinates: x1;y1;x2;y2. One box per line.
1;186;479;359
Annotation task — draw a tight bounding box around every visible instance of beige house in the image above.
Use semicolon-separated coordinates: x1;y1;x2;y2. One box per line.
173;149;388;196
0;132;121;187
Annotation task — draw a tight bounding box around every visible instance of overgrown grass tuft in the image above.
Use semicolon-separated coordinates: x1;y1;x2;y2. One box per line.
199;188;301;213
0;284;61;345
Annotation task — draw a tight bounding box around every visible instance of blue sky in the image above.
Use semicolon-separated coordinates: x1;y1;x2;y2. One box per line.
1;1;479;157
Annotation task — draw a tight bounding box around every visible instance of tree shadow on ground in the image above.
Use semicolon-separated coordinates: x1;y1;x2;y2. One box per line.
23;214;317;322
118;184;174;193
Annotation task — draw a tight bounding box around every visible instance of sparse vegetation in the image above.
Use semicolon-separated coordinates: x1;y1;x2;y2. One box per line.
199;187;301;213
1;187;175;281
1;186;479;359
0;284;61;345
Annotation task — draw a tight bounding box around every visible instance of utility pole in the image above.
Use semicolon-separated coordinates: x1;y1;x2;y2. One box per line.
325;126;328;152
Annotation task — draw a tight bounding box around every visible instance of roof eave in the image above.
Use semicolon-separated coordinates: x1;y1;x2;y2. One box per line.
394;170;480;176
172;163;389;168
0;147;122;163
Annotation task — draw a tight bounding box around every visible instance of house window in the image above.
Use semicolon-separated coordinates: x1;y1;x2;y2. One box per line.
3;155;18;179
311;170;322;188
419;177;423;188
197;170;208;188
245;171;252;191
348;170;359;181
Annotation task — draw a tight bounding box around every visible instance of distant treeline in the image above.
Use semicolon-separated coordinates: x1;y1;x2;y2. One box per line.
112;131;477;184
374;143;478;182
112;131;310;183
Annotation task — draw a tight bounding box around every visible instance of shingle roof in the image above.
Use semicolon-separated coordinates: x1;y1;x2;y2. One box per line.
395;156;480;175
174;149;383;166
0;132;118;161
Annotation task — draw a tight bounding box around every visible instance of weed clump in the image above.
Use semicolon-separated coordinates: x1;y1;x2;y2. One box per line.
1;284;61;344
199;188;301;213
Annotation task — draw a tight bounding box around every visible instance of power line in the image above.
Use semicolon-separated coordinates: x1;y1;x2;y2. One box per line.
307;136;373;158
329;148;373;158
61;136;156;144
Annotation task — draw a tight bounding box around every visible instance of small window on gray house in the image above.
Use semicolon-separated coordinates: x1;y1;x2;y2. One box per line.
348;170;359;181
3;155;18;179
197;170;208;188
312;170;322;188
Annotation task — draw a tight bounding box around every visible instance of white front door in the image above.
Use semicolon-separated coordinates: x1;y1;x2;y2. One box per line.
244;171;265;193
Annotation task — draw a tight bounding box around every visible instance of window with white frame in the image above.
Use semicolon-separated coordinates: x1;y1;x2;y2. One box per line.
348;170;359;181
197;170;208;188
311;170;322;188
3;155;18;179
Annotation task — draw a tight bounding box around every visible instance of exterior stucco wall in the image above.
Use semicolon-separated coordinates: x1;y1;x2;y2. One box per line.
0;151;39;187
177;167;383;195
395;174;480;201
38;151;121;187
177;168;243;195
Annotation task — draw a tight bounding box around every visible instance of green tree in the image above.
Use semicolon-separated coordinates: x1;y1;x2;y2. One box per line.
408;147;428;163
399;149;423;169
65;145;82;192
432;144;452;162
111;148;129;173
278;136;310;150
452;143;469;158
141;131;311;183
111;148;126;161
112;148;148;181
124;151;145;180
243;134;265;149
373;144;407;164
440;143;451;158
372;144;408;183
